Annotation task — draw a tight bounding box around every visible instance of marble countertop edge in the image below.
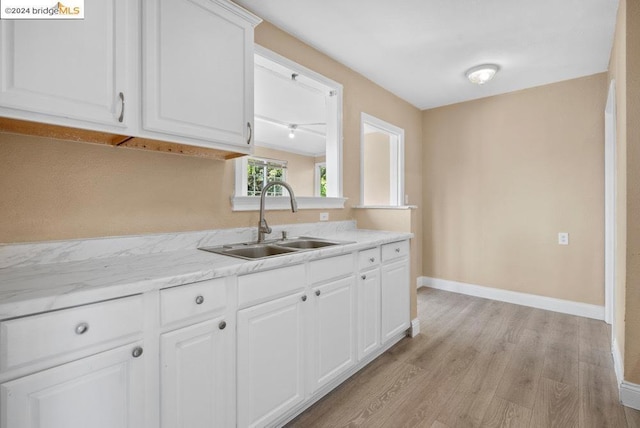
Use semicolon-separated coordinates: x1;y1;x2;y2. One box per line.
0;229;413;319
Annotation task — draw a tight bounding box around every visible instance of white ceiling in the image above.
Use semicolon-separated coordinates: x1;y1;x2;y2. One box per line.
254;54;328;156
236;0;619;109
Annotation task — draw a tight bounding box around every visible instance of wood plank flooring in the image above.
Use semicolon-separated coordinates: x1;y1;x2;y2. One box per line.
286;288;637;427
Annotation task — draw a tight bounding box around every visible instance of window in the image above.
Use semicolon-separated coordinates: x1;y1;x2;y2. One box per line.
315;162;327;197
246;157;287;196
360;113;405;207
231;45;347;211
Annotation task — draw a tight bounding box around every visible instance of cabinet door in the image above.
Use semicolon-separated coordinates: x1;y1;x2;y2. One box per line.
143;0;255;148
310;276;356;393
358;268;381;360
381;258;410;343
0;343;145;428
160;317;232;428
0;0;131;128
237;292;306;428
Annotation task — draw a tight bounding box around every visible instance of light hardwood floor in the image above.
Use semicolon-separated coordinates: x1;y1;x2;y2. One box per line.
287;288;640;428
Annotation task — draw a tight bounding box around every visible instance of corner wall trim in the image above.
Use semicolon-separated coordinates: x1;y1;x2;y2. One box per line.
410;318;420;337
621;381;640;410
613;338;624;387
418;276;605;320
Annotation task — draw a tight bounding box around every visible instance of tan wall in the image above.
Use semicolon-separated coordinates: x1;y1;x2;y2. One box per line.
624;0;640;384
253;146;316;196
363;131;391;205
423;73;607;306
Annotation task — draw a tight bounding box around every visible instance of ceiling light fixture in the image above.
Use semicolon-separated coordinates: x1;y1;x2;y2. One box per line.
465;64;499;85
288;124;297;139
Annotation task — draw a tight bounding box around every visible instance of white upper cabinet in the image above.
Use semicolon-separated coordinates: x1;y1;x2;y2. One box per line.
142;0;261;150
0;0;133;131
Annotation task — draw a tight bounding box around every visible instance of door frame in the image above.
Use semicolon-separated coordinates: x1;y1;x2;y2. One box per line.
604;79;617;329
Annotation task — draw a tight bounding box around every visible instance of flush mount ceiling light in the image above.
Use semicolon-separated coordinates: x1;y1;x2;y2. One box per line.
465;64;499;85
288;124;297;139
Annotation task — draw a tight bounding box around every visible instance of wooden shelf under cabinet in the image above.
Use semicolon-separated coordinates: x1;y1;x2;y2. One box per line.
0;117;246;161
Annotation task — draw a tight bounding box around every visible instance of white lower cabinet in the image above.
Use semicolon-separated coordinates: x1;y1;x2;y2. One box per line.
237;291;307;428
358;267;381;360
0;239;411;428
0;342;145;428
160;317;232;428
309;275;356;392
381;253;410;343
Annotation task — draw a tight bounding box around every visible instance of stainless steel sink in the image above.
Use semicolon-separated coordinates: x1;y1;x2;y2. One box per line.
276;239;340;249
199;244;297;260
198;236;353;260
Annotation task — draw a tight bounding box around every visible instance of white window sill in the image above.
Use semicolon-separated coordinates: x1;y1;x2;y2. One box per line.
352;205;417;210
231;196;348;211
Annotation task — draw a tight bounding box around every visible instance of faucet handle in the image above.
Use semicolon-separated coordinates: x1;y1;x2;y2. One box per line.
282;230;288;240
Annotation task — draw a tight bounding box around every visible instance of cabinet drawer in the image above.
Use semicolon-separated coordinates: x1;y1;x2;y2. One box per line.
358;248;380;270
381;240;410;262
0;295;143;373
309;254;353;284
161;278;227;326
238;264;305;307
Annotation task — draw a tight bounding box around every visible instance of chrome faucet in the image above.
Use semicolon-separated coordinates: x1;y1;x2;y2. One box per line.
258;181;298;243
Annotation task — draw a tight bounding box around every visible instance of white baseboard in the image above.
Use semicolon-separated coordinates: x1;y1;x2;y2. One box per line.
418;276;605;320
410;318;420;337
621;381;640;410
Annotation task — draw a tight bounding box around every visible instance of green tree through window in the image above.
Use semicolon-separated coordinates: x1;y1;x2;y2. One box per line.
247;158;286;196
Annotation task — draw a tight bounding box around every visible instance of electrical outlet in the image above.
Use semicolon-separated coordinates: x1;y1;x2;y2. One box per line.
558;232;569;245
320;212;329;221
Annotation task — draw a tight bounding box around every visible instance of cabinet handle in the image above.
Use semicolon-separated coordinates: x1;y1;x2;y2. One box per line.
219;320;226;330
301;295;307;302
315;290;321;296
132;346;144;358
195;295;204;305
75;322;89;335
369;257;375;262
361;274;367;280
246;122;252;144
395;248;401;253
118;92;125;123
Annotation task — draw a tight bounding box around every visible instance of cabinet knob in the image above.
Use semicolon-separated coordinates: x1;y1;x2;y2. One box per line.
75;322;89;335
361;274;367;280
301;295;307;302
219;320;226;330
395;248;401;253
195;295;204;305
315;290;321;296
369;257;375;262
132;346;144;358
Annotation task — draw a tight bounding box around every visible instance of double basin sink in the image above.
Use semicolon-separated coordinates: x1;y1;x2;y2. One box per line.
199;236;352;260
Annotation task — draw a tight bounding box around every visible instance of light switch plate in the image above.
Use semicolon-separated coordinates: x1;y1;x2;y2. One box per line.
558;232;569;245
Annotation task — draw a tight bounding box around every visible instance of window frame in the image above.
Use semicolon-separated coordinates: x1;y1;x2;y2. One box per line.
231;44;347;211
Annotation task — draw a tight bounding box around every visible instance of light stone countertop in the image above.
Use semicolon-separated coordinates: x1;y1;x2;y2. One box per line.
0;224;412;320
